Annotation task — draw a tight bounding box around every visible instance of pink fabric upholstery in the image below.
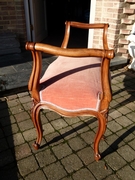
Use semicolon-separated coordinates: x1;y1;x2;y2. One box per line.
40;56;102;112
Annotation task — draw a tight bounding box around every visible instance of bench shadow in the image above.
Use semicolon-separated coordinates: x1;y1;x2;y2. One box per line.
101;125;135;159
40;117;96;148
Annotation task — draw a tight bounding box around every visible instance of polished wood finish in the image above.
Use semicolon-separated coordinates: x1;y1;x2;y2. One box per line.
26;21;114;161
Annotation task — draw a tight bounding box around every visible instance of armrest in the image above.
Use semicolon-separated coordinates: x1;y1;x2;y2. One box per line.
25;42;114;59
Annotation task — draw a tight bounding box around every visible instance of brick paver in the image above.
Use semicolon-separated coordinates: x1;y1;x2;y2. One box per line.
0;67;135;180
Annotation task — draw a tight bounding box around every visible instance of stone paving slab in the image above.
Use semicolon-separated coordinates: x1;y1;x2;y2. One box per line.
0;67;135;179
0;52;56;92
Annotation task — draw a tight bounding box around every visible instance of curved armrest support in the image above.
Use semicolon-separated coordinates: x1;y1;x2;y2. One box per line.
61;21;109;49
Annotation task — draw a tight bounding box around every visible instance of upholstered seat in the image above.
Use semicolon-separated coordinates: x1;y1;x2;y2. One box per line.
26;21;114;161
40;56;102;112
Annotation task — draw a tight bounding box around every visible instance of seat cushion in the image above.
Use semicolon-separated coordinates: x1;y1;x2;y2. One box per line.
40;56;102;112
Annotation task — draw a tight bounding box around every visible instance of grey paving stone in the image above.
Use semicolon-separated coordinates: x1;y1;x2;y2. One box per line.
7;99;20;107
87;118;97;129
61;154;83;173
0;66;16;75
25;170;47;180
98;139;112;157
126;124;135;135
14;111;30;122
43;161;67;180
72;168;96;180
35;149;56;167
68;136;87;151
22;128;36;142
60;126;77;140
17;91;30;97
46;111;61;121
0;71;31;90
79;116;90;121
128;139;135;150
88;160;112;180
125;102;135;111
77;146;95;165
72;121;90;134
22;101;33;111
111;85;120;91
107;121;122;132
111;78;120;84
117;145;135;162
13;62;32;72
126;112;135;121
18;119;34;131
7;94;18;100
119;90;129;97
113;75;124;82
10;105;24;115
117;106;131;115
4;123;19;136
115;116;133;127
105;174;120;180
64;116;80;125
105;151;127;171
80;130;95;145
109;109;122;119
7;133;25;147
62;177;73;180
19;95;32;104
45;131;64;146
116;165;135;180
105;133;125;149
110;99;119;108
116;128;135;143
104;127;113;137
52;142;72;159
43;122;55;135
17;156;39;177
51;118;68;130
131;160;135;170
14;143;32;160
40;112;49;124
115;97;127;104
116;82;125;89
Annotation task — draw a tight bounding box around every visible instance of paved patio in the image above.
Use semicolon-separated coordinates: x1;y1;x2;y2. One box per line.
0;52;135;180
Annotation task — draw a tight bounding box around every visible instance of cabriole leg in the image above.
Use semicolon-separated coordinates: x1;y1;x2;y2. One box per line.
94;113;106;161
31;104;43;150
